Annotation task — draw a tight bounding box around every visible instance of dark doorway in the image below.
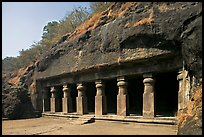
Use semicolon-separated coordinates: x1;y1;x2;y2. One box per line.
154;71;178;117
70;84;78;112
105;79;118;114
127;76;144;116
85;82;96;113
55;86;63;112
45;87;51;111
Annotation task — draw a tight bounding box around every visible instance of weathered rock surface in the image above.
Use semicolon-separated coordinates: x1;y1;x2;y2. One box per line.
2;63;39;119
2;83;36;119
36;2;201;83
177;84;202;135
2;2;202;135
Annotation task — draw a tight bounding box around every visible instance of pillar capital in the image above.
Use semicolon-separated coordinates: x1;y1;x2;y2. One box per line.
117;76;127;87
117;77;127;95
143;73;153;78
95;80;105;96
77;83;86;97
143;77;155;85
95;80;104;88
77;83;86;91
63;84;68;91
50;86;56;92
117;81;127;87
117;76;125;82
50;86;56;98
63;84;70;98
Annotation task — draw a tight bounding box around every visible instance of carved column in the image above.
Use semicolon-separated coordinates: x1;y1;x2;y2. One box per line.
177;70;190;112
117;77;129;116
62;84;72;113
50;86;56;113
95;80;107;116
42;88;50;112
76;83;88;115
143;74;155;118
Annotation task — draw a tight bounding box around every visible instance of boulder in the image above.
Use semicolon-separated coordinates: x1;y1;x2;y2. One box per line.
2;84;37;119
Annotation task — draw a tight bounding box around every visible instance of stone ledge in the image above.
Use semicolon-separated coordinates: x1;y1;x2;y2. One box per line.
42;112;177;125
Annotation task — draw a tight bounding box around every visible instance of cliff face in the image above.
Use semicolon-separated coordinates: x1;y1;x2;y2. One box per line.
2;2;202;135
2;63;38;119
36;2;201;82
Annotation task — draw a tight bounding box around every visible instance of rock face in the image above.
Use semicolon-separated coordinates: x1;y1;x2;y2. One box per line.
2;83;36;119
2;2;202;135
177;85;202;135
36;2;201;82
2;63;39;119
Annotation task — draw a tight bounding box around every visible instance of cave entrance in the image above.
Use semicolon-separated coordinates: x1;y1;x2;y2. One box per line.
55;86;63;112
154;71;178;117
127;76;144;116
105;78;118;114
85;82;96;114
70;84;78;113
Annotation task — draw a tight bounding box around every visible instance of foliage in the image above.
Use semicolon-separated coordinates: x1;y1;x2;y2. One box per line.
2;57;20;73
89;2;113;14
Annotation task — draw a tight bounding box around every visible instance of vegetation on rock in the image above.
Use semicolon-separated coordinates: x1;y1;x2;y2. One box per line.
2;2;202;135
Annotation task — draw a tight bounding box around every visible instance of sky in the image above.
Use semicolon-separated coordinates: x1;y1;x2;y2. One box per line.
2;2;90;59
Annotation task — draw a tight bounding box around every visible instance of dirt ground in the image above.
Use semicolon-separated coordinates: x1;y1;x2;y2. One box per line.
2;117;178;135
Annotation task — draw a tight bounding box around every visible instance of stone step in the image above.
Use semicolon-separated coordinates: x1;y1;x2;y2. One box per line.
42;112;177;125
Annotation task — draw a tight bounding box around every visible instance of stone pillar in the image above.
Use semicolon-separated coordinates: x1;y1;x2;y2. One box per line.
143;74;155;118
50;87;58;112
62;84;72;113
95;80;107;116
117;77;129;116
42;88;50;112
76;83;88;115
177;70;190;112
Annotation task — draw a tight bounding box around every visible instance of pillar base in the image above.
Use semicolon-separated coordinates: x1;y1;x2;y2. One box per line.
95;96;107;116
143;92;154;118
76;96;88;115
117;94;129;116
50;98;60;112
62;97;72;113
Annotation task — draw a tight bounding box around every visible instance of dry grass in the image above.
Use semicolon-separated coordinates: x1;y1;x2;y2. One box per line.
66;2;138;41
118;2;138;17
158;3;170;12
8;67;27;85
133;8;154;27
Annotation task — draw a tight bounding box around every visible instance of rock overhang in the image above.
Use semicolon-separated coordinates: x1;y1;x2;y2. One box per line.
35;2;201;82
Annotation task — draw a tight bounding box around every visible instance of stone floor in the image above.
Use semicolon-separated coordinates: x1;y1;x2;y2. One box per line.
2;117;178;135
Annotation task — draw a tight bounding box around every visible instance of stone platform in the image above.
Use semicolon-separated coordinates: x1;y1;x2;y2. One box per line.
42;112;177;125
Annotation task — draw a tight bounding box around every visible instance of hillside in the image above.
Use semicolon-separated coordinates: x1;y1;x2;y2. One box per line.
2;2;202;135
